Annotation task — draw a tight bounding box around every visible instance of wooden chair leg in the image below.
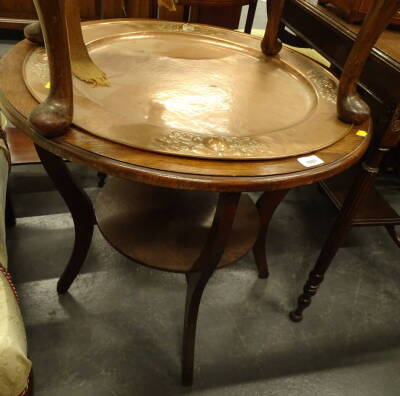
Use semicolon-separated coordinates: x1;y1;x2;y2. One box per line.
24;21;44;45
30;0;73;137
337;0;400;124
244;0;257;34
35;145;95;294
262;0;286;55
252;189;288;279
182;192;241;386
386;225;400;248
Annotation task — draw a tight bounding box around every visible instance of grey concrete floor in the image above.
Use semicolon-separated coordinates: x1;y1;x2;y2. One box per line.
8;163;400;396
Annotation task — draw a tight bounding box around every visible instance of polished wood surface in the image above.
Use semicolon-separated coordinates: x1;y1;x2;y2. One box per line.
35;145;96;295
318;0;400;25
5;127;39;165
336;0;400;124
0;36;371;192
29;0;73;136
95;178;258;272
282;0;400;105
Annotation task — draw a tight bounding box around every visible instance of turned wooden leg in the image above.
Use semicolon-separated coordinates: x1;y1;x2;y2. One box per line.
182;192;241;386
337;0;400;124
290;159;385;322
35;145;95;294
24;22;44;45
386;225;400;248
253;189;288;279
30;0;73;137
262;0;286;55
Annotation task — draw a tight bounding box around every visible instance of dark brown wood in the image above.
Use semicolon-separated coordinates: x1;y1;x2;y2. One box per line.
0;0;126;29
252;189;288;278
245;0;257;34
29;0;73;137
262;0;286;55
182;192;241;386
280;0;400;247
34;145;95;294
319;0;400;26
95;178;259;273
337;0;400;125
24;22;44;45
290;103;400;322
5;127;40;165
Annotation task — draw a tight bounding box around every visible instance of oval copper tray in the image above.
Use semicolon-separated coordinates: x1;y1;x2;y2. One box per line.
23;20;351;160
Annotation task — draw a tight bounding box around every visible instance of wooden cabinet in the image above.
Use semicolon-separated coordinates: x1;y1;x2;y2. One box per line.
0;0;242;30
0;0;126;29
318;0;400;25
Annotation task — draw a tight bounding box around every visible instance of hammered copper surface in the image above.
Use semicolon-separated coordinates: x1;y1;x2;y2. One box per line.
23;20;352;160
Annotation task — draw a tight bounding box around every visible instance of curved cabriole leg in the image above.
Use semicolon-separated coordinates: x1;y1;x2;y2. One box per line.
338;0;400;124
30;0;73;137
24;22;44;45
253;189;288;279
35;145;95;294
386;225;400;248
182;192;241;386
261;0;286;55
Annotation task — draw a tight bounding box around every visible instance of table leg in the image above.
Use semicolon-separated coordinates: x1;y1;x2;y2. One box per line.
252;189;288;279
182;192;241;386
35;145;95;294
289;161;383;322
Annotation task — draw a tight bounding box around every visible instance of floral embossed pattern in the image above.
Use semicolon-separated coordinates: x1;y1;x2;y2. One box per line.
306;70;338;104
154;131;272;157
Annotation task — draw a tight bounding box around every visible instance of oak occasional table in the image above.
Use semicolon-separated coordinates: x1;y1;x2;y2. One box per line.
0;19;372;385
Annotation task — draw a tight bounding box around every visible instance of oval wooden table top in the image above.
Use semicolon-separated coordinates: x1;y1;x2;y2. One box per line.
0;19;371;192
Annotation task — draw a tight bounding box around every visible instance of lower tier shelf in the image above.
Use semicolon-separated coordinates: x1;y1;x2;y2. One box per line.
95;178;259;273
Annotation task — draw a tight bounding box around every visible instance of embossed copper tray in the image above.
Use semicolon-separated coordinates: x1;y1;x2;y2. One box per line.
23;20;351;160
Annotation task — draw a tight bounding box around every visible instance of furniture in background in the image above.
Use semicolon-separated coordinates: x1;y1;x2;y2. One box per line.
0;0;108;29
0;0;254;30
0;115;32;396
280;0;400;249
162;0;258;33
318;0;400;25
277;0;400;321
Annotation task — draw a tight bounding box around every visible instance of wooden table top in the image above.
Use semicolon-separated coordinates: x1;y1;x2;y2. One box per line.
0;22;371;192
